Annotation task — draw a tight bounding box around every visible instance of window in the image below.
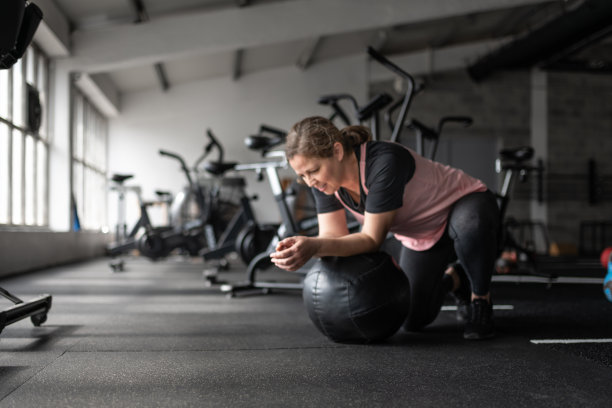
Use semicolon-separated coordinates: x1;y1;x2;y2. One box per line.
0;46;49;227
71;90;108;231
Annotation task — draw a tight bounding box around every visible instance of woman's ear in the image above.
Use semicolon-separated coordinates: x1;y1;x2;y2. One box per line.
333;141;344;162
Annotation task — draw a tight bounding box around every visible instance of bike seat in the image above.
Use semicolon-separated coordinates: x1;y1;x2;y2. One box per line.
318;94;352;105
499;146;534;162
111;174;134;183
245;135;284;152
204;161;238;176
155;190;172;198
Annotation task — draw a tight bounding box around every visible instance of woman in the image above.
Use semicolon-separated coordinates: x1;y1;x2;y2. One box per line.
270;116;500;340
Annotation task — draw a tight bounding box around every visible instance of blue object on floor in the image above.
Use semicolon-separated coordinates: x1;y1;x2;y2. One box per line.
604;260;612;303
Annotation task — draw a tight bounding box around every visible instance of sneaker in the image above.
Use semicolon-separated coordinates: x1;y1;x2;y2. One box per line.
448;263;471;321
464;298;495;340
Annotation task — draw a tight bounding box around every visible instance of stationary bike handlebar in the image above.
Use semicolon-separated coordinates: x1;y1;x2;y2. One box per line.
437;116;473;133
318;94;359;126
194;128;226;172
367;46;417;143
258;124;287;139
159;149;194;188
201;128;225;164
244;124;287;156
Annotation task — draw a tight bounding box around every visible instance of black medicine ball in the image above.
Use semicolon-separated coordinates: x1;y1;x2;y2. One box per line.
303;252;410;344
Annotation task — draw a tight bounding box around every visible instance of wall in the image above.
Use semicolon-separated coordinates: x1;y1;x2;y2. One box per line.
546;72;612;249
0;230;108;278
108;55;367;225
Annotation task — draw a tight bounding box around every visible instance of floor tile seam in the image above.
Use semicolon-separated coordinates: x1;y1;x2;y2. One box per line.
61;345;346;353
0;349;69;403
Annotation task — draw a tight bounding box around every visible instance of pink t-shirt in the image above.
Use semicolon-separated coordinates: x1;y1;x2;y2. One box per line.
335;142;487;251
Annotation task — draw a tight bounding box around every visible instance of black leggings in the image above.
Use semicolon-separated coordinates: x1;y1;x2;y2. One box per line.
383;190;500;331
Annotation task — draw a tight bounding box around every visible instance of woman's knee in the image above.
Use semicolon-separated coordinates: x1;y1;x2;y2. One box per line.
449;192;499;240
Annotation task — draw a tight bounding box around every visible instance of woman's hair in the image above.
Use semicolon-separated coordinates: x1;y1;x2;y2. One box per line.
285;116;371;160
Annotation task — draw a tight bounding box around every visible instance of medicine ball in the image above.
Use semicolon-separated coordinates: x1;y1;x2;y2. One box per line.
303;252;410;344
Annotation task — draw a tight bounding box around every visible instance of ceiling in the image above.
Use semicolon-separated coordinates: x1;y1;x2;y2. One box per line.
47;0;612;94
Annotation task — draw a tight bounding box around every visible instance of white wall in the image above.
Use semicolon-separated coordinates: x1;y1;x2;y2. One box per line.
109;54;367;224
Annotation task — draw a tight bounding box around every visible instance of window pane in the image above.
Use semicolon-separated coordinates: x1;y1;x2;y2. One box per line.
98;120;108;171
98;172;107;229
36;140;47;225
72;89;108;231
85;105;94;162
73;94;84;160
12;59;24;128
0;123;9;223
24;135;35;225
37;55;48;140
88;170;104;231
12;129;23;224
0;69;9;119
73;162;83;228
84;167;95;230
26;47;35;85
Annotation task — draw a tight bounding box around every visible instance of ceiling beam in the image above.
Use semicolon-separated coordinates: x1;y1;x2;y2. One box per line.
131;0;149;23
65;0;553;73
296;37;322;70
232;48;244;80
370;29;389;53
232;0;250;79
129;0;171;91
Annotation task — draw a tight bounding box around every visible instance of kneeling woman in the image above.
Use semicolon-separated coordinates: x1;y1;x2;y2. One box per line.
270;116;500;340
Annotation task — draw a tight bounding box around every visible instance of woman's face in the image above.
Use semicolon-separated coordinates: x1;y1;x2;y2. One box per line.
289;153;341;195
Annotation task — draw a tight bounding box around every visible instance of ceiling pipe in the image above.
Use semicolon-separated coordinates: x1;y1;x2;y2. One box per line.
467;0;612;81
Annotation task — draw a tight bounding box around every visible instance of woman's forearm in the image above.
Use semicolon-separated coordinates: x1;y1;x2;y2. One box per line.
313;232;380;257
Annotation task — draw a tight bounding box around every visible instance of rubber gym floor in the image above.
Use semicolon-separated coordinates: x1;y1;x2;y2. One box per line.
1;255;611;407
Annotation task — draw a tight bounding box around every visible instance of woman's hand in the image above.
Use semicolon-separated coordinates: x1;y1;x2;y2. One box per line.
270;236;320;271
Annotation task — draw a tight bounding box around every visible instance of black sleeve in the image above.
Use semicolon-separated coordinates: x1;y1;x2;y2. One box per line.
364;142;415;213
312;188;343;213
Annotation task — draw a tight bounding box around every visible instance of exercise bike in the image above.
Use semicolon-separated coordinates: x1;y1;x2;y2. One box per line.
219;125;323;296
106;174;172;271
493;146;550;277
196;129;278;276
107;130;243;267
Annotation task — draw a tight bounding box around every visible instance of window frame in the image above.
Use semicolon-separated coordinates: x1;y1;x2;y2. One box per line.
0;45;50;228
71;87;108;232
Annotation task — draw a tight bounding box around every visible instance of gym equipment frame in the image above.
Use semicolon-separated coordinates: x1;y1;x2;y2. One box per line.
0;286;52;335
